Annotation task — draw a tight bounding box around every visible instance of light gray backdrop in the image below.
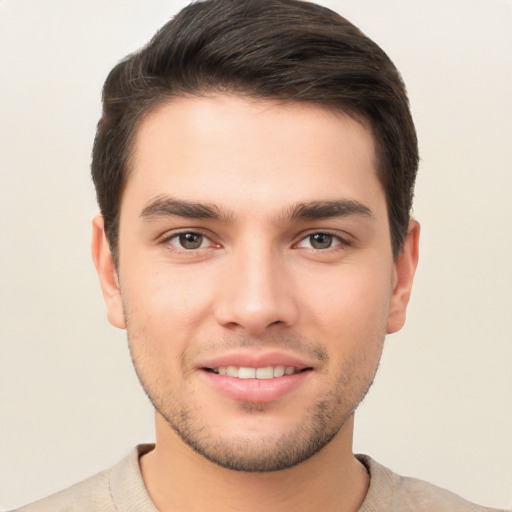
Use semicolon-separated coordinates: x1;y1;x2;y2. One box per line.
1;0;511;509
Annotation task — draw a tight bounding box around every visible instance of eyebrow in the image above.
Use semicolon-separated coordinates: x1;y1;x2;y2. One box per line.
140;195;233;222
285;200;373;222
140;195;372;223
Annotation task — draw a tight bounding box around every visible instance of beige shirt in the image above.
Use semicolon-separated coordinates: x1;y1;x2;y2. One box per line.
13;444;505;512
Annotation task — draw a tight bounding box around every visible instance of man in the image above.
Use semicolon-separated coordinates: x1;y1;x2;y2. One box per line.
14;0;505;510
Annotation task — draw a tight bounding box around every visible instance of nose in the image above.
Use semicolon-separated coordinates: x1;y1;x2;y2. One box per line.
213;243;299;335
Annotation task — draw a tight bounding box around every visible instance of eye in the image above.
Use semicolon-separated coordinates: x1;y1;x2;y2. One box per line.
167;232;211;250
296;232;344;250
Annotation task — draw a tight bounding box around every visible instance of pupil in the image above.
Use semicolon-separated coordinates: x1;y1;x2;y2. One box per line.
311;233;332;249
179;233;202;249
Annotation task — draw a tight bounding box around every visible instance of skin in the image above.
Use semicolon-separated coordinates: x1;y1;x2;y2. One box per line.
92;95;419;512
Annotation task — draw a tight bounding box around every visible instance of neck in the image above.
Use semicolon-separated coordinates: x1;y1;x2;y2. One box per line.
140;413;369;512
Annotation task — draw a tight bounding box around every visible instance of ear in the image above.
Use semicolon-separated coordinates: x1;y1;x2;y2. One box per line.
386;220;420;334
91;215;126;329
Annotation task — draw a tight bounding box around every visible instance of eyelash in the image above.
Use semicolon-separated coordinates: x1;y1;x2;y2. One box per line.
295;231;351;251
160;229;351;253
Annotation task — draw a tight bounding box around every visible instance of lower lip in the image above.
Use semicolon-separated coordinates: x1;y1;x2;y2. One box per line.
200;370;311;403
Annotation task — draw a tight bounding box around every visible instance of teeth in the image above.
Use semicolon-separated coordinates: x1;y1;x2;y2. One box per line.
255;366;273;379
238;367;256;379
214;365;297;379
226;366;238;377
273;365;285;377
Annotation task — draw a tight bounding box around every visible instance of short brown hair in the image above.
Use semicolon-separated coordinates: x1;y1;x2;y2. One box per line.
92;0;418;262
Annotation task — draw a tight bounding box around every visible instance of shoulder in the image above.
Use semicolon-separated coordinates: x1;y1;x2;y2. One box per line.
11;444;157;512
357;454;506;512
11;468;113;512
392;474;504;512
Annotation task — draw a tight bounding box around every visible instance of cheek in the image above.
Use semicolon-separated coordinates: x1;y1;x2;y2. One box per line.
126;256;217;314
121;263;218;358
301;264;393;338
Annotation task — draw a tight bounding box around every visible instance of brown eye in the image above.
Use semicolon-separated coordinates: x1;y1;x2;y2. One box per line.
178;233;204;249
309;233;333;249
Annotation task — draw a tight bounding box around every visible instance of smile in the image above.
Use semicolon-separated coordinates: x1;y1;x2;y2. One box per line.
208;366;299;379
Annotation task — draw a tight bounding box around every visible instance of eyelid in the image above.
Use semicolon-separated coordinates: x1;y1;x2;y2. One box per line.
160;228;221;251
157;227;352;251
294;229;352;249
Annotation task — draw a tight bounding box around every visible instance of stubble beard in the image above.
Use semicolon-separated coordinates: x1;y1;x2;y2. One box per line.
127;332;382;473
151;389;351;473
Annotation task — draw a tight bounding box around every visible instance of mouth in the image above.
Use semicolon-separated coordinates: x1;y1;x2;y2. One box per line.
199;356;314;402
204;365;311;379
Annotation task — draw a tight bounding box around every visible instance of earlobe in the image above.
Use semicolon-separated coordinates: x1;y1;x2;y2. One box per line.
91;215;126;329
386;220;420;334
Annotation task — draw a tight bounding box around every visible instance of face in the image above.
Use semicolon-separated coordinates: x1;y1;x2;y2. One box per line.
93;95;418;472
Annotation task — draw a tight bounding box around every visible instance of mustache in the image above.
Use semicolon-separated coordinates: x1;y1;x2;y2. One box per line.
183;333;329;365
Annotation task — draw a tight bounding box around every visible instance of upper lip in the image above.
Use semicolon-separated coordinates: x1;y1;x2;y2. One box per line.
198;350;316;371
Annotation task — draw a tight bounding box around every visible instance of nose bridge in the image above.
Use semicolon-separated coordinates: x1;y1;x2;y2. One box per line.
215;235;298;333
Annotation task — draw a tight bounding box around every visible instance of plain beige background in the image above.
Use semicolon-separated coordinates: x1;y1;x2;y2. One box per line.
1;0;511;509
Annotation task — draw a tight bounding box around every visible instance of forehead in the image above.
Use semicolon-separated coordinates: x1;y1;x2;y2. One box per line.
124;95;384;218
